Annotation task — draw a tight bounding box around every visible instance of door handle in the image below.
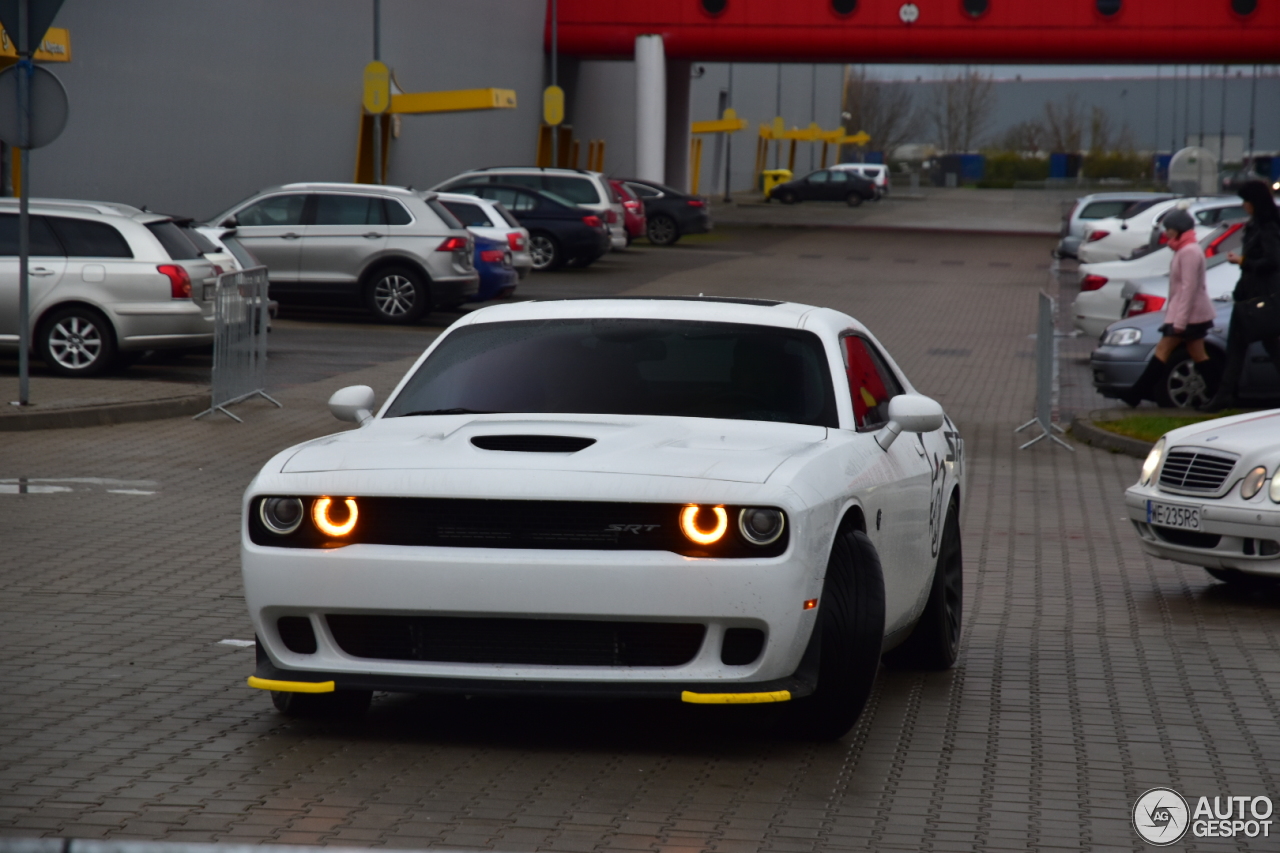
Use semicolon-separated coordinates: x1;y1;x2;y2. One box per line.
363;232;383;239
281;232;301;240
30;267;56;276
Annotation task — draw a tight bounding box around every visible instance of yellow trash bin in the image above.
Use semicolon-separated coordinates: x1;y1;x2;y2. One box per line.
761;169;793;199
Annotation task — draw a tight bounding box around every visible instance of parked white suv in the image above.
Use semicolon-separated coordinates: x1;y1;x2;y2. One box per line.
210;183;477;324
0;198;219;376
433;167;627;251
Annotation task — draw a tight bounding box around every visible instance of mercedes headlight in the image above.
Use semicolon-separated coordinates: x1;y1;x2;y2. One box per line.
1102;327;1143;347
1241;466;1268;500
1140;438;1165;486
1271;468;1280;503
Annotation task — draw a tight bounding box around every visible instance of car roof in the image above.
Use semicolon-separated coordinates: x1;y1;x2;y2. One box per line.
1079;192;1177;203
267;182;426;198
0;198;146;217
467;166;602;178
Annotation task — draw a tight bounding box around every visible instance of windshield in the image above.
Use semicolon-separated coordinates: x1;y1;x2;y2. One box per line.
384;318;838;427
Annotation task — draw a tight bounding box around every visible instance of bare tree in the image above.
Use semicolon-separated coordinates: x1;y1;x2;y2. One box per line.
998;120;1046;154
841;66;923;159
1089;105;1114;153
928;69;995;153
1042;94;1086;152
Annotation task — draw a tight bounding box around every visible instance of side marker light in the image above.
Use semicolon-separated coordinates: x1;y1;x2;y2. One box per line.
313;497;358;537
680;505;728;544
803;598;818;610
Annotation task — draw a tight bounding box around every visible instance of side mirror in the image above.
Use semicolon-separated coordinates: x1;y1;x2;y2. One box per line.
875;394;945;451
220;214;238;228
329;385;375;425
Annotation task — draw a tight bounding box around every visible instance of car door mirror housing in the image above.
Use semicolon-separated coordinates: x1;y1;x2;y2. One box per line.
220;214;238;228
875;394;945;450
329;385;376;425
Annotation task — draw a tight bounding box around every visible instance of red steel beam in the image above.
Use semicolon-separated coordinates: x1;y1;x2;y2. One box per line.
548;0;1280;63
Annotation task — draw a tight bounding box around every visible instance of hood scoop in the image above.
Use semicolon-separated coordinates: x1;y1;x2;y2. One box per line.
471;435;597;453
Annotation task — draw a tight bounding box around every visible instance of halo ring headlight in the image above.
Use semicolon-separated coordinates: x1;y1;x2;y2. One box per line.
259;497;304;535
313;497;358;537
1140;438;1165;486
680;505;728;545
1271;469;1280;504
738;508;785;546
1240;466;1268;500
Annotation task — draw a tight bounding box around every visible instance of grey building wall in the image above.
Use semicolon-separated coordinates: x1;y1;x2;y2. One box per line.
33;0;546;220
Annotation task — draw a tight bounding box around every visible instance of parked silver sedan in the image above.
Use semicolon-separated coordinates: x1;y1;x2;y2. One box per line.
0;198;219;376
209;183;478;324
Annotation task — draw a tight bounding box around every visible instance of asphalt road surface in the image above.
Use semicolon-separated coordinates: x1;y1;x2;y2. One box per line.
3;226;1278;852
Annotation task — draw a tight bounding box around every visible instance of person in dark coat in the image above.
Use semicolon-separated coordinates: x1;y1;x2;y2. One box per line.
1199;180;1280;412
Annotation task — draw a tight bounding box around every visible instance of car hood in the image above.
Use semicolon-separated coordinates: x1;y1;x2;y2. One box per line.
1165;409;1280;459
280;413;829;484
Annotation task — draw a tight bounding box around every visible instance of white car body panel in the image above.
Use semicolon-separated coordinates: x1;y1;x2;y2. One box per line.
1074;253;1241;339
1126;410;1280;577
1076;199;1183;263
241;299;964;695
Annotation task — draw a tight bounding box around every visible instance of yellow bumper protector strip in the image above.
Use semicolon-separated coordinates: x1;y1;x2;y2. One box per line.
247;676;335;693
681;689;791;704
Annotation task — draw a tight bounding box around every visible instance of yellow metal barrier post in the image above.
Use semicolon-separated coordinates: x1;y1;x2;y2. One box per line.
689;136;703;195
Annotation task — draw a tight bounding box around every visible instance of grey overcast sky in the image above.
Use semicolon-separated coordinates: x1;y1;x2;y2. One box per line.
863;64;1279;81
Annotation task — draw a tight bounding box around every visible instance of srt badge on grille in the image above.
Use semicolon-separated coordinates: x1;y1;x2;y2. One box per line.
606;524;661;533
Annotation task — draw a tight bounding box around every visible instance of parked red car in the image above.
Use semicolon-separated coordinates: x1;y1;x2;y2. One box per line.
609;179;646;246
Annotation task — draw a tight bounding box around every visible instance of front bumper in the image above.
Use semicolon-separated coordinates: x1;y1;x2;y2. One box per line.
1124;486;1280;575
1090;343;1154;398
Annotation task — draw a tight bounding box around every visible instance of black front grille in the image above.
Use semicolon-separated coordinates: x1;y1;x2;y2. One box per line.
248;497;788;558
471;435;596;453
1159;449;1237;493
1152;527;1222;549
326;614;706;667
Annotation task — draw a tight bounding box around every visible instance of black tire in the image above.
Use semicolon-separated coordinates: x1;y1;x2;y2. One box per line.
1156;348;1219;410
845;191;864;208
884;498;963;670
646;214;680;246
364;266;429;324
1205;567;1279;588
528;231;563;271
778;190;799;205
37;305;117;377
271;689;373;719
788;527;885;740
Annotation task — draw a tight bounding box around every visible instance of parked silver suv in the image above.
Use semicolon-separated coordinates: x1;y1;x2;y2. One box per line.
0;198;219;376
209;183;477;324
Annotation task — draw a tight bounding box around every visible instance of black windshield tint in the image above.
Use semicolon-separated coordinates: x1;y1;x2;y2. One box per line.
442;201;492;228
1078;201;1130;220
0;214;62;255
50;217;134;258
385;318;838;427
313;194;386;225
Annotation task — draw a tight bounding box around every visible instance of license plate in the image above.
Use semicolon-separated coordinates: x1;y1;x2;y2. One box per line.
1146;500;1200;530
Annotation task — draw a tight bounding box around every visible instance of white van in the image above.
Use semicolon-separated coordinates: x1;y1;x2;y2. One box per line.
831;163;889;197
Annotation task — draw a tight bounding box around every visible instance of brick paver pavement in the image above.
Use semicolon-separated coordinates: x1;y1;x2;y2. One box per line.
3;227;1278;852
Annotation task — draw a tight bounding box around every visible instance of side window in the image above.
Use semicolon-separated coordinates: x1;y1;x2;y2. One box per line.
385;199;413;225
497;173;543;191
1218;205;1247;222
45;218;134;258
313;194;386;226
427;199;463;229
236;194;307;227
544;176;601;205
842;334;904;429
626;182;659;198
0;214;63;256
808;171;830;183
829;170;849;183
441;201;492;228
144;221;200;260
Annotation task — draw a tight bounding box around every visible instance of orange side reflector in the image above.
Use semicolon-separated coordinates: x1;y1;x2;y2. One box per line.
803;598;818;610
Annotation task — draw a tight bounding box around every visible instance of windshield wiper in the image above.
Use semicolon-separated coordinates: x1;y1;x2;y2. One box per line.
396;408;502;417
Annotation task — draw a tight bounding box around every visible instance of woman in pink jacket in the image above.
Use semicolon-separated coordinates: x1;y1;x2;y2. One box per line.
1122;208;1216;406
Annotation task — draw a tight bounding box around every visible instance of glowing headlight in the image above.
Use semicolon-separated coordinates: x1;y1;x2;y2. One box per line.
680;505;728;545
1140;438;1165;486
1102;327;1143;347
313;497;358;537
259;497;304;534
1240;466;1268;500
1271;469;1280;503
739;508;785;546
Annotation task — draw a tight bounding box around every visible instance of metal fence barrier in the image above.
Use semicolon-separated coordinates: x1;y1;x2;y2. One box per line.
1015;290;1072;451
193;266;281;422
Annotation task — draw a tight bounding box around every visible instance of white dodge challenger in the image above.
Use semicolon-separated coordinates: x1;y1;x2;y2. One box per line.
242;297;965;739
1126;410;1280;585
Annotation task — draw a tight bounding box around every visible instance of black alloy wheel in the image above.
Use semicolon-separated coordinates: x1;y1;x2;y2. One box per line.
271;689;373;718
884;498;963;670
788;526;885;740
38;305;117;377
528;231;563;271
1157;349;1219;409
778;190;799;205
646;214;680;246
845;191;864;208
365;266;429;324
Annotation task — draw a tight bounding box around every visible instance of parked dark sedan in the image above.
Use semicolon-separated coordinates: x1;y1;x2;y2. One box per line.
768;169;877;207
446;183;611;271
619;178;712;246
1091;302;1280;408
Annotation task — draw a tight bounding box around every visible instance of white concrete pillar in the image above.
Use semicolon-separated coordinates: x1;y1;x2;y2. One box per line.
664;60;692;191
634;34;666;184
